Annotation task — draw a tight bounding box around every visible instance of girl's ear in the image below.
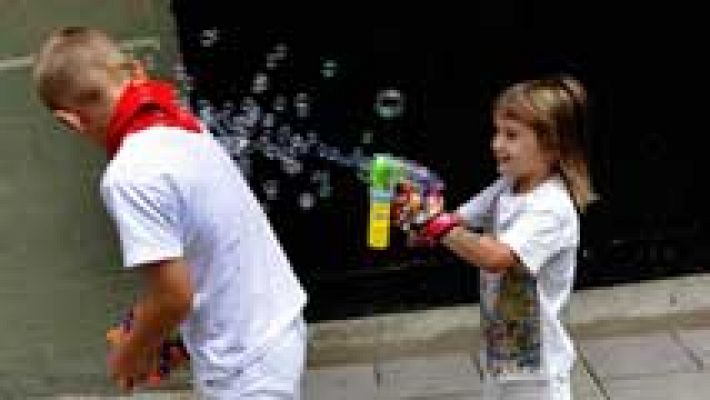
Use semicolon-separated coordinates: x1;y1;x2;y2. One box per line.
549;148;563;171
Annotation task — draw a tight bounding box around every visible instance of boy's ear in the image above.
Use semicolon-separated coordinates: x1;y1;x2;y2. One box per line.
53;109;85;133
129;59;148;82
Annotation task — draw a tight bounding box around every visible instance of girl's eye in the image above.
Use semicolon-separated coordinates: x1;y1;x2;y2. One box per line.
505;130;518;140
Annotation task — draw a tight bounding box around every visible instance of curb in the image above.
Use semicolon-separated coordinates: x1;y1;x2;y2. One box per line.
308;273;710;366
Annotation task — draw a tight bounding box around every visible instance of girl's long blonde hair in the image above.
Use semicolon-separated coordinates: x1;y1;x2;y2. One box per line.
494;75;596;213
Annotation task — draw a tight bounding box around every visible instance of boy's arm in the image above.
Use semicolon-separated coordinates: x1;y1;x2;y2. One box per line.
109;257;193;386
128;257;192;353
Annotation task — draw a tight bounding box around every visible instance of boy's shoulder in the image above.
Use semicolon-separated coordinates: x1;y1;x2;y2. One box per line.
102;127;202;189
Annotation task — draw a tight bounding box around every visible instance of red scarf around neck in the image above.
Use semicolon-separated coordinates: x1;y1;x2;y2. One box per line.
104;80;202;157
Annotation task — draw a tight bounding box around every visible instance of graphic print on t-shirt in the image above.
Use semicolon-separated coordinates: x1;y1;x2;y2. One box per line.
480;266;542;377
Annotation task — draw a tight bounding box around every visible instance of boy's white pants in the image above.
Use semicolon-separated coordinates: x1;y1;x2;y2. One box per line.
196;318;306;400
483;375;571;400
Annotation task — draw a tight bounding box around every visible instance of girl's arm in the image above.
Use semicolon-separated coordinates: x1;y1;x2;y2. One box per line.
455;177;507;231
441;225;518;273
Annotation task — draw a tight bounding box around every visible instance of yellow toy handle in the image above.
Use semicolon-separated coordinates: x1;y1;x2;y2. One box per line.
367;189;392;249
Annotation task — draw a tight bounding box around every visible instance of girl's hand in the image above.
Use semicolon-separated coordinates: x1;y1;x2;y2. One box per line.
393;180;446;245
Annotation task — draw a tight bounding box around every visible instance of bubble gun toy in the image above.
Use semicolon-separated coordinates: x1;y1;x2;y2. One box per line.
367;154;444;249
105;308;190;388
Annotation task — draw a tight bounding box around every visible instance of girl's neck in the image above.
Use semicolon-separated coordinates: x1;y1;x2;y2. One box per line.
512;168;555;194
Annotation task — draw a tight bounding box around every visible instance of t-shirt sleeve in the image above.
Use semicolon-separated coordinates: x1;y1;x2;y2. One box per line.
101;172;183;268
456;178;507;230
498;207;568;276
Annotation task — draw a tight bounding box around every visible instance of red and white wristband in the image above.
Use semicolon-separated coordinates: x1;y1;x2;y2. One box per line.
417;212;461;245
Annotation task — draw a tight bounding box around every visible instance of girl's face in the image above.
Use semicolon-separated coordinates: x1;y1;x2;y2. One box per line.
492;114;556;192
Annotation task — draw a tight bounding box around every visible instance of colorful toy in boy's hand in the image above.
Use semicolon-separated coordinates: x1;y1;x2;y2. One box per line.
106;308;190;388
367;154;447;249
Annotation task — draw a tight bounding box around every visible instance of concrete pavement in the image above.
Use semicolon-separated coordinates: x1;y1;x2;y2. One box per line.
48;273;710;399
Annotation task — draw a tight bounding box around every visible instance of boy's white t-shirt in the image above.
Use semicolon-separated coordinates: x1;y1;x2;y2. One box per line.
100;127;307;383
457;175;579;380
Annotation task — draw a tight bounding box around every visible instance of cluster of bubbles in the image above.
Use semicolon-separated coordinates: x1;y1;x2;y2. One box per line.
173;29;409;211
199;28;220;48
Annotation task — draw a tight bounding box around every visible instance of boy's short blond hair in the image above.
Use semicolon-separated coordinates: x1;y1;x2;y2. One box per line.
33;27;132;110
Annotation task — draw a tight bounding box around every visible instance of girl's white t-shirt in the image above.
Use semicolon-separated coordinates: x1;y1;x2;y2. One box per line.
457;175;579;380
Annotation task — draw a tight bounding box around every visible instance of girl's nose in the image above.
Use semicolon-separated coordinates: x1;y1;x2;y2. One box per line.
491;133;502;153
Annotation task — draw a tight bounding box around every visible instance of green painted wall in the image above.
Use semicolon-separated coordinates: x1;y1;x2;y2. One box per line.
0;1;183;396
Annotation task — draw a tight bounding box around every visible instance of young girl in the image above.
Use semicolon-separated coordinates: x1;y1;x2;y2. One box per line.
396;75;594;399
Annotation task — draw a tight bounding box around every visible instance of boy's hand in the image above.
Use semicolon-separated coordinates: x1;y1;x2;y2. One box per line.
107;333;157;391
107;258;193;390
107;341;141;391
